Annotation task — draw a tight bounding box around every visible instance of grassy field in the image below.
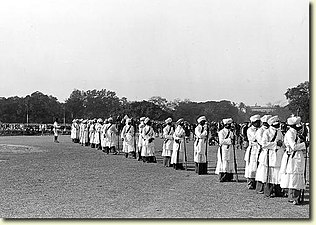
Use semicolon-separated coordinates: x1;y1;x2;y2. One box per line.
0;135;310;218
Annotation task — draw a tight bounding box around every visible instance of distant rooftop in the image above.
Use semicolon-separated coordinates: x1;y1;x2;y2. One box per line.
249;105;276;113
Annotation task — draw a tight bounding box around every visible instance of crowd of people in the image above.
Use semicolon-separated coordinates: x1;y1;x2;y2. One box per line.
0;123;58;136
61;113;309;206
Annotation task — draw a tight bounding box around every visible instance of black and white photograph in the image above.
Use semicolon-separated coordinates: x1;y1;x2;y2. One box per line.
0;0;310;219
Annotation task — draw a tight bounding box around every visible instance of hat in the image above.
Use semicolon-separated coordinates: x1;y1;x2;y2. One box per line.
123;115;129;120
176;118;184;124
140;117;146;121
144;117;150;124
165;117;172;123
72;119;76;123
268;116;279;125
97;118;103;123
250;114;260;122
126;118;132;124
287;116;301;126
222;118;233;125
108;117;113;122
261;115;272;123
197;116;206;123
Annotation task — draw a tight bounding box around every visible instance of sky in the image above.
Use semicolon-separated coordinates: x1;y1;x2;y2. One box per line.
0;0;309;106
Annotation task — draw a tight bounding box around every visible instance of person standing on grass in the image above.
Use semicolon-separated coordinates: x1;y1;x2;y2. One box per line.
194;116;208;174
257;116;284;198
53;118;60;143
162;117;174;167
101;119;108;151
279;116;309;205
215;118;235;182
121;118;136;158
106;117;118;154
71;119;80;143
137;117;146;161
141;117;156;163
244;114;261;189
255;114;272;193
94;118;103;150
89;119;96;148
171;118;186;170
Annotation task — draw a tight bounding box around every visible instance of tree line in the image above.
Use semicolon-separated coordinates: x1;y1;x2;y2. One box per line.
0;81;309;124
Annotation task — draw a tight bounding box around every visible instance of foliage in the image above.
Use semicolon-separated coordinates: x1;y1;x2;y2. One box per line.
0;82;309;124
285;81;310;122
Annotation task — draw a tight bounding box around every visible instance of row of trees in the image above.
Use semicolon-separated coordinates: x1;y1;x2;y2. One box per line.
0;81;310;124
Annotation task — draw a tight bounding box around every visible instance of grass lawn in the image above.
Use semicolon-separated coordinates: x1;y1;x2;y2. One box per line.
0;135;310;218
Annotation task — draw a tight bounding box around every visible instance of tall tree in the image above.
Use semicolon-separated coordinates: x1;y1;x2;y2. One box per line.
285;81;310;122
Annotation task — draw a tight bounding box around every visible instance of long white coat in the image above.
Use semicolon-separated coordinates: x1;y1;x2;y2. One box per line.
255;127;284;184
93;123;102;145
171;125;186;164
101;123;108;148
71;122;79;139
194;124;208;163
162;125;174;157
137;123;145;148
244;126;260;178
79;123;88;144
279;127;306;190
89;124;95;144
121;124;135;153
215;128;235;174
141;125;155;156
105;123;118;148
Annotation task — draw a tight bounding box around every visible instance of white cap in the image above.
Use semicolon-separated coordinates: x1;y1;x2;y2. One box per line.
97;118;103;123
140;117;146;121
108;117;113;122
287;116;301;126
250;114;260;122
261;115;272;123
144;117;150;124
197;116;206;123
268;116;279;125
165;118;172;123
126;118;132;124
222;118;233;125
176;118;184;124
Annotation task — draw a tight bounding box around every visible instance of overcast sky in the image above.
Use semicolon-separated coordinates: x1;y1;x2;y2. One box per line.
0;0;309;106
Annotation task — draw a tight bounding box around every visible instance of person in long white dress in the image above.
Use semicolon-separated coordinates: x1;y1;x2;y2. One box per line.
121;118;136;158
256;116;284;197
137;117;146;161
94;118;103;150
244;114;261;189
194;116;208;174
89;119;96;148
141;117;156;163
105;117;118;154
53;118;60;143
81;120;89;146
279;116;309;205
101;119;108;152
215;118;235;182
255;115;272;193
162;117;174;167
171;118;186;170
71;119;80;143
